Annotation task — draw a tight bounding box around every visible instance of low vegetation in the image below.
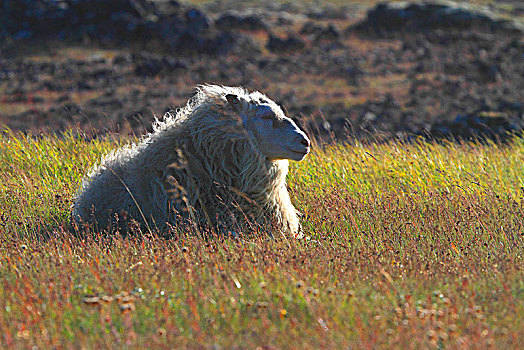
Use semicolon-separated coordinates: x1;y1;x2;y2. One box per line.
0;129;522;348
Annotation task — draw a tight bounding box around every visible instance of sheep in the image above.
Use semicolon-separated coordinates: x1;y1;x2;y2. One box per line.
72;85;311;237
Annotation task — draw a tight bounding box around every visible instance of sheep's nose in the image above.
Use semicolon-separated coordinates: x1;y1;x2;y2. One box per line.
301;137;310;148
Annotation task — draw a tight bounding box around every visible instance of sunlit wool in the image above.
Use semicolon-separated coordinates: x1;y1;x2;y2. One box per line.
72;85;309;237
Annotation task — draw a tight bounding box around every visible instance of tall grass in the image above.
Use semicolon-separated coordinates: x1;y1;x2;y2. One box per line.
0;129;522;348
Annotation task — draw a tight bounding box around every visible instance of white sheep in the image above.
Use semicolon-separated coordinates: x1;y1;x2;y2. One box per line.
72;85;311;237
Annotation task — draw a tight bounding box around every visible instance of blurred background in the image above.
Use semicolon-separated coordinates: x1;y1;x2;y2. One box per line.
0;0;523;141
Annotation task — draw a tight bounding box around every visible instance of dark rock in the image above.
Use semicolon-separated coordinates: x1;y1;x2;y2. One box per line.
300;21;324;36
314;24;341;42
113;54;131;65
86;68;113;80
134;55;187;76
135;58;164;76
203;32;236;55
1;0;235;56
355;1;524;35
184;8;210;33
300;22;341;43
215;11;268;31
0;0;69;40
266;34;305;53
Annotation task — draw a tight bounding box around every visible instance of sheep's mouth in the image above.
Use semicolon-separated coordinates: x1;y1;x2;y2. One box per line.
288;147;310;156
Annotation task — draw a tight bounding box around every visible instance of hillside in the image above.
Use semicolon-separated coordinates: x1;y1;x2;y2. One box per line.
1;0;523;141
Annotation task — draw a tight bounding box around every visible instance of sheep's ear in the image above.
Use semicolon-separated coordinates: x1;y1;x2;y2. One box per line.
226;94;247;124
225;94;240;108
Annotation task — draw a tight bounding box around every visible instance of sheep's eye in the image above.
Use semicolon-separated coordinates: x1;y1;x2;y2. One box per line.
225;94;239;106
261;114;273;120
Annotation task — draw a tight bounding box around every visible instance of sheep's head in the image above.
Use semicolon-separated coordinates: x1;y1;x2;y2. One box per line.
225;92;310;161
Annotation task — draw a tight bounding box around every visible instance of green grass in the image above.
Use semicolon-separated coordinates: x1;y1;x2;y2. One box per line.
0;129;522;348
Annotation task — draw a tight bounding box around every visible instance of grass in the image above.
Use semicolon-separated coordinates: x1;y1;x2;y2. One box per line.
0;129;522;348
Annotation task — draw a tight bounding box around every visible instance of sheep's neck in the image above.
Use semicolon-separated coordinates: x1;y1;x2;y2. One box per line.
183;131;286;200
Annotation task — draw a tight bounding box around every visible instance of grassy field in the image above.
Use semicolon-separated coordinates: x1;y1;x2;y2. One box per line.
0;129;522;348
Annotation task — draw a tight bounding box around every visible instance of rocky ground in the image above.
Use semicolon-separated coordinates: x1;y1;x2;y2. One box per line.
0;0;523;141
